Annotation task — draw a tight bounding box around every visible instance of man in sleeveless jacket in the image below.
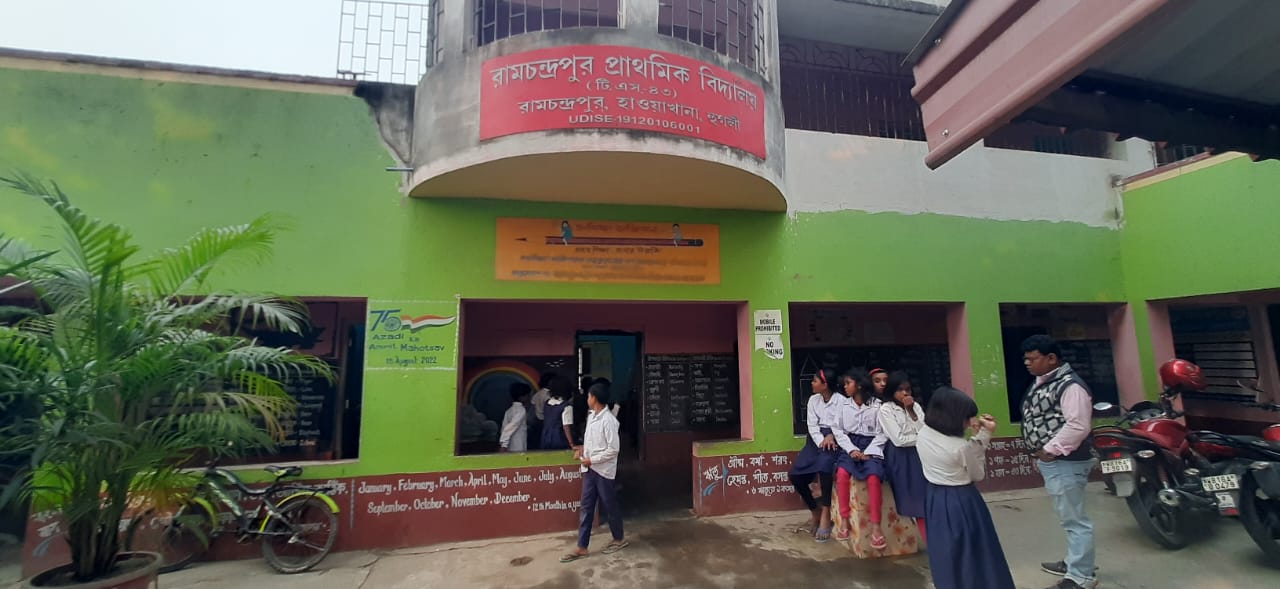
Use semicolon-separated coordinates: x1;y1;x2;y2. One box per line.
1021;335;1097;589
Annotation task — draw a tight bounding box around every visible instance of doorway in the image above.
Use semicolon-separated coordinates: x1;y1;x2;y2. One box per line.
576;331;644;463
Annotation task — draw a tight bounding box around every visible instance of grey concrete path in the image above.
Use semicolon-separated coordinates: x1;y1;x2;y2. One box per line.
6;484;1278;588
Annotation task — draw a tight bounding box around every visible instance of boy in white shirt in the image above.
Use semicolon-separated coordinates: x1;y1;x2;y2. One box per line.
499;383;532;453
561;384;628;562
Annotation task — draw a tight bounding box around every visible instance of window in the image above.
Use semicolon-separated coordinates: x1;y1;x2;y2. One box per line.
789;303;962;435
999;304;1122;422
337;0;436;84
658;0;766;73
231;298;367;463
1170;305;1259;400
457;300;744;456
985;121;1111;159
778;38;925;140
475;0;621;46
1155;143;1211;167
429;0;445;66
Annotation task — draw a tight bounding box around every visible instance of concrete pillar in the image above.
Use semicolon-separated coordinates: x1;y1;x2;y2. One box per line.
1108;304;1146;408
1146;302;1175;389
947;303;974;394
1246;304;1279;397
736;302;754;440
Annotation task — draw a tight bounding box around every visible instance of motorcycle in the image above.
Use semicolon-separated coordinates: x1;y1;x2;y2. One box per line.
1091;359;1249;549
1217;381;1280;563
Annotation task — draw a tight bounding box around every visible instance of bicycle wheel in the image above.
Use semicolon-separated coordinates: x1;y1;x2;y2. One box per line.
261;496;339;574
159;502;216;573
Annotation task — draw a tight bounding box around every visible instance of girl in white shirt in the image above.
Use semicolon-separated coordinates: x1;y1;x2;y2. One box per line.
877;371;928;542
499;383;531;453
788;368;842;541
832;370;888;546
916;386;1014;589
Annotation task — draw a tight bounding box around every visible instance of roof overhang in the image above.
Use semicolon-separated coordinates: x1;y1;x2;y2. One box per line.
907;0;1280;169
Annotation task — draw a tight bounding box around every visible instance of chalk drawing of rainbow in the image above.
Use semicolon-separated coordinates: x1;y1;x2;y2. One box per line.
462;360;540;422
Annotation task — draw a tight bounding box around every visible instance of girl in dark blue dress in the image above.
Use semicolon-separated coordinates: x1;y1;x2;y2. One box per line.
789;368;842;541
916;386;1015;589
877;371;928;542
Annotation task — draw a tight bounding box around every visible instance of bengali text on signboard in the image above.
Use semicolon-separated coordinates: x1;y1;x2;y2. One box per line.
480;45;767;158
495;217;720;285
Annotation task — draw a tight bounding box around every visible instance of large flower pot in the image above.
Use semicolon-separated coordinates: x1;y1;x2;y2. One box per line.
23;552;160;589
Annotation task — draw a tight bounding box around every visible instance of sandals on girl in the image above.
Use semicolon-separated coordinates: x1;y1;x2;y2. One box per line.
815;527;833;543
870;532;888;550
836;526;851;541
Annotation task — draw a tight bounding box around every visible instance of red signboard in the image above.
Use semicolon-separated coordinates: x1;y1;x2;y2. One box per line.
481;45;767;159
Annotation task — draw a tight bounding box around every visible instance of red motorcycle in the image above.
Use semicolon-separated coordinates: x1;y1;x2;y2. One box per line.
1092;360;1249;549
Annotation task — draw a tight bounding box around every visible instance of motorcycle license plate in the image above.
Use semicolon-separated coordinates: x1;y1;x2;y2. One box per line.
1100;458;1133;474
1202;474;1240;492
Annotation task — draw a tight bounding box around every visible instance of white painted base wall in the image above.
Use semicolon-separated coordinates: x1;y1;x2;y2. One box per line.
784;130;1154;228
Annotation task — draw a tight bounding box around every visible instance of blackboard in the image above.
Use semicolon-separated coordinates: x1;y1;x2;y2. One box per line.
792;345;951;434
644;354;738;432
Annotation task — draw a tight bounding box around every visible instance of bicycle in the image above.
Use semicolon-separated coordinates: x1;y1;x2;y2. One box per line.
156;459;341;574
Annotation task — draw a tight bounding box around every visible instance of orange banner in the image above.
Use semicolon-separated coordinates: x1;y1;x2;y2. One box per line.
495;218;720;285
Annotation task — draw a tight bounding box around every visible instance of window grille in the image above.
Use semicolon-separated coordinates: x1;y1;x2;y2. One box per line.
658;0;766;73
475;0;621;47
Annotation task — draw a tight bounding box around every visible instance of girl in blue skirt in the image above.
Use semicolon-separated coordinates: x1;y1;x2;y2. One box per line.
789;368;843;541
833;370;888;546
878;371;928;542
917;386;1015;589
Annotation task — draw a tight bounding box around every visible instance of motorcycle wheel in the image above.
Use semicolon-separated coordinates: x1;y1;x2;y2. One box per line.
1238;473;1280;563
1126;465;1191;549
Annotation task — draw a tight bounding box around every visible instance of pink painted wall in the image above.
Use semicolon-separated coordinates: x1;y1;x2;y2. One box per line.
461;301;740;357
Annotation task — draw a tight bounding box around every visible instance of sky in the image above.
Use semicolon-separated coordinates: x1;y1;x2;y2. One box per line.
0;0;432;78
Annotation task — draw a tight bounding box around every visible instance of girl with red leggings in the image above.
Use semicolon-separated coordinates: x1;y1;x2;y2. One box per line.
833;370;889;547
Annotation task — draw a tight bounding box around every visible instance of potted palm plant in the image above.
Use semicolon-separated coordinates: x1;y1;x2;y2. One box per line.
0;174;332;588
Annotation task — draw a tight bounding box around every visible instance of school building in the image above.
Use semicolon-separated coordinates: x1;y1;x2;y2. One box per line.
4;0;1279;572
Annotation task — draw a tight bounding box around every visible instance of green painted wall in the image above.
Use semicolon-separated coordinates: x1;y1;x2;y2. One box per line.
1;66;1130;480
1120;156;1280;394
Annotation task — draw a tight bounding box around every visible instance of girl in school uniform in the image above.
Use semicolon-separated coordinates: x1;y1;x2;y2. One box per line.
542;389;575;451
877;371;928;542
916;386;1015;589
788;368;843;541
870;368;890;400
833;370;889;546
